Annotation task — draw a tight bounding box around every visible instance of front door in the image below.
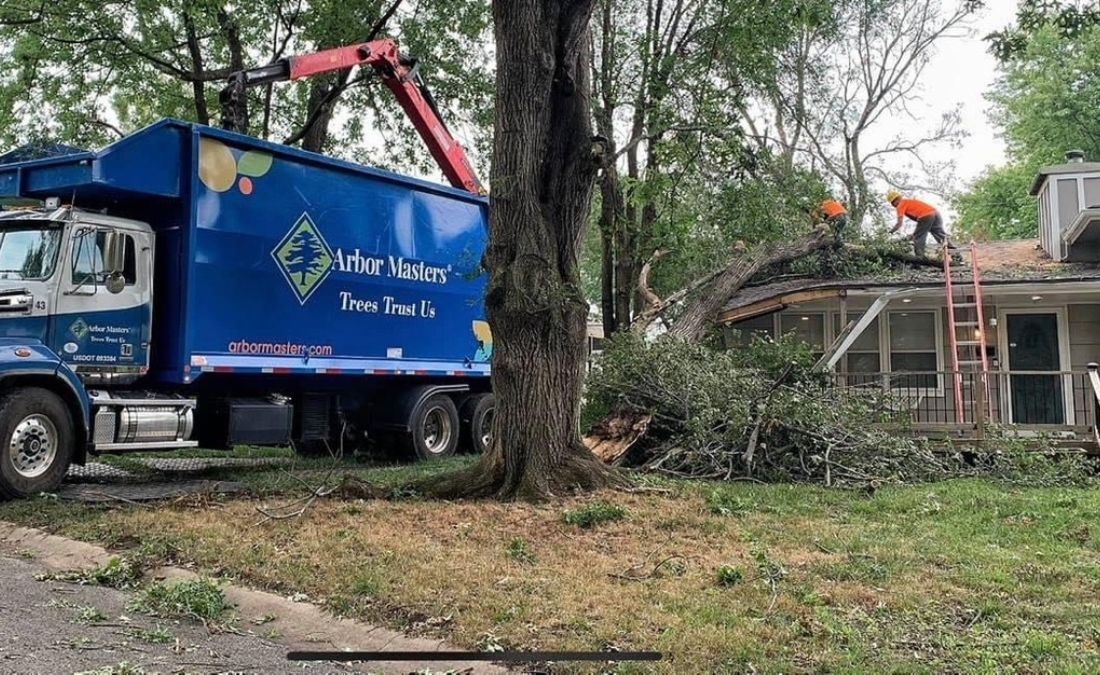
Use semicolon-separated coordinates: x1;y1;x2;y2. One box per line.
1006;313;1065;425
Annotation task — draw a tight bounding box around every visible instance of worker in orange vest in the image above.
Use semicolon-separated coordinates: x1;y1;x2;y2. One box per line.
813;198;849;241
888;190;955;257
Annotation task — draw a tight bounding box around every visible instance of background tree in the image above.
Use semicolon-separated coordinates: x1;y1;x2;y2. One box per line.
0;0;492;172
956;1;1100;239
740;0;978;228
590;0;813;335
422;0;621;500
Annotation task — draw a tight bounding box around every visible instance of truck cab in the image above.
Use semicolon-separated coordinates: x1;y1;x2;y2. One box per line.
1;205;154;382
0;121;494;499
0;204;199;497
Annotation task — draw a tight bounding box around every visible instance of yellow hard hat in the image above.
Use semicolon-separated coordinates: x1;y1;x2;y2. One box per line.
886;189;902;203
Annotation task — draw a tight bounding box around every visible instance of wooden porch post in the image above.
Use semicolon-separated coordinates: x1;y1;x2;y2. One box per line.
975;371;987;444
838;294;847;379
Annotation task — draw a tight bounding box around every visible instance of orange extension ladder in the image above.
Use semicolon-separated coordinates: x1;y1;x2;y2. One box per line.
944;244;992;425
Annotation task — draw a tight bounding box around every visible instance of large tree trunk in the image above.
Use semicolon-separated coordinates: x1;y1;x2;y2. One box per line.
422;0;622;500
655;228;833;343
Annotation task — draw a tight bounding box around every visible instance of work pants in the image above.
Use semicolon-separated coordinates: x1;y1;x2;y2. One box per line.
913;213;954;256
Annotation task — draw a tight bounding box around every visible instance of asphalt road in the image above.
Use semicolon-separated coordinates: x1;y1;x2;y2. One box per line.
0;553;363;675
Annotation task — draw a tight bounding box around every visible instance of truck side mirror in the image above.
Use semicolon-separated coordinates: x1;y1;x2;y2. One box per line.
103;231;126;294
104;231;126;273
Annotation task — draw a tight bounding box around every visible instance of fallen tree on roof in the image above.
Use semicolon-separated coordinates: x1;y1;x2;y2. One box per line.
632;226;834;342
583;334;1097;488
582;235;1097;488
629;231;947;344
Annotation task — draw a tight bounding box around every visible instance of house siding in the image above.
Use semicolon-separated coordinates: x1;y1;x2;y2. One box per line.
1068;304;1100;369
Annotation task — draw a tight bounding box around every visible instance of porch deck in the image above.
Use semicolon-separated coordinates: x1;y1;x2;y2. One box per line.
831;370;1100;448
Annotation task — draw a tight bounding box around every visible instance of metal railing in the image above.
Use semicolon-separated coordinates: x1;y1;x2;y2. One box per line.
831;370;1097;430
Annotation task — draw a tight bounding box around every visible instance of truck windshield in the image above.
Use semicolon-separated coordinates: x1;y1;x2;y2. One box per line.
0;223;63;280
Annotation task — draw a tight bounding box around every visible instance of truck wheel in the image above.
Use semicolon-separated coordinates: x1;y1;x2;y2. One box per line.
0;388;74;499
460;394;494;454
403;395;459;461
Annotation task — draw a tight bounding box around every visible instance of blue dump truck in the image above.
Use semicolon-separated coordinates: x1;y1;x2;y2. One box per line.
0;120;494;498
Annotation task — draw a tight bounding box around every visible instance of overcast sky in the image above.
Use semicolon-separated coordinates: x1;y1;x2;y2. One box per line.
922;1;1019;187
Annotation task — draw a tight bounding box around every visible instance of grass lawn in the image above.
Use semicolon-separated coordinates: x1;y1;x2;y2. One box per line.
3;455;1099;673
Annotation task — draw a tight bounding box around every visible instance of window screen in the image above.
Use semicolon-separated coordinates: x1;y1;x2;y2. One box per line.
889;312;936;351
1084;177;1100;209
849;317;880;374
725;313;775;348
889;311;938;390
832;313;880;375
779;313;825;349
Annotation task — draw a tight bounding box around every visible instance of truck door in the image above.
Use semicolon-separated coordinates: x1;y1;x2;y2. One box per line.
49;225;153;373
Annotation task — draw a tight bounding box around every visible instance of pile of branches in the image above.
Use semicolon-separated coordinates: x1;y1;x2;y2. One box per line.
585;334;1096;488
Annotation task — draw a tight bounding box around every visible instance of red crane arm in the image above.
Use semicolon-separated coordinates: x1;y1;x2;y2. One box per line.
220;39;483;195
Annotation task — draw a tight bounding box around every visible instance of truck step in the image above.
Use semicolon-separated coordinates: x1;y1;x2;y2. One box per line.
93;440;200;453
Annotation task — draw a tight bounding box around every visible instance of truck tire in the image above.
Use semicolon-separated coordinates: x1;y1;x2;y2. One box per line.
459;394;494;455
0;388;75;499
402;394;460;461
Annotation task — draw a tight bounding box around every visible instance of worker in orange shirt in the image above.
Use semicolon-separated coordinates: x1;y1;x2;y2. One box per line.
813;198;849;241
888;190;955;257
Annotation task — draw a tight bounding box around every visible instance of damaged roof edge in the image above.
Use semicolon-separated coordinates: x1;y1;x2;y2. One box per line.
719;239;1100;324
718;276;1100;324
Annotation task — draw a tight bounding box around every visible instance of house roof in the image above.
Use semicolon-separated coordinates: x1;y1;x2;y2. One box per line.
719;239;1100;323
1030;162;1100;195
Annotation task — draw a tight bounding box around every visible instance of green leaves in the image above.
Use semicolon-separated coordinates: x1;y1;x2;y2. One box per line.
0;0;493;174
957;17;1100;240
954;163;1040;240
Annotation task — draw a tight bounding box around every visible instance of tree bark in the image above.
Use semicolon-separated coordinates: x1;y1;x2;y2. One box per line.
216;9;247;131
663;228;833;343
421;0;623;500
182;12;210;126
599;217;617;337
298;72;352;153
595;0;621;338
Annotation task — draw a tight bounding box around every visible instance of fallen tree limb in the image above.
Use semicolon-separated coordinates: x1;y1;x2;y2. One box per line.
583;410;653;464
633;228;827;342
743;363;796;475
659;226;833;343
844;242;943;269
632;248;733;334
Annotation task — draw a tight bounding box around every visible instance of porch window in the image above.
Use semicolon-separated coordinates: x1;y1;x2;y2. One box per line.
725;312;775;348
780;312;825;360
888;311;939;390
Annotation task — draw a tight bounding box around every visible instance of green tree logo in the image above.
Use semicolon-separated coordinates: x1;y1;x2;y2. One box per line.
272;214;334;304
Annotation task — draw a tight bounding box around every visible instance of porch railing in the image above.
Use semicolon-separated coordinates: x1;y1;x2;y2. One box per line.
830;370;1098;430
1087;363;1100;445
